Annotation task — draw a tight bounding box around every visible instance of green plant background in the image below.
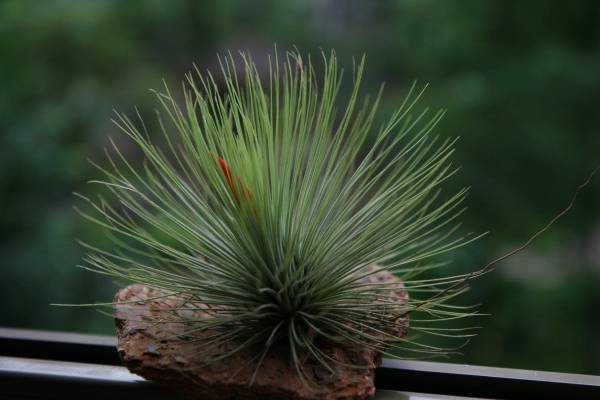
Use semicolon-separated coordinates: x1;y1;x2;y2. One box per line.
1;0;599;375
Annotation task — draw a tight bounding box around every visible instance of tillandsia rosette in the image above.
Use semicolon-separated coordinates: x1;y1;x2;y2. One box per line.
75;50;484;386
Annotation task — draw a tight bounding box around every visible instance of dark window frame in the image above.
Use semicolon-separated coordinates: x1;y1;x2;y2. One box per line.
1;327;599;399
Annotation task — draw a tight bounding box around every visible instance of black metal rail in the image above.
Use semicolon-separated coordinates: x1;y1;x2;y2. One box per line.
376;359;600;399
0;356;177;400
1;327;600;399
0;327;120;366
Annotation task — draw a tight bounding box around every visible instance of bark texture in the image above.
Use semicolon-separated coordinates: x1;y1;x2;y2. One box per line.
114;266;408;400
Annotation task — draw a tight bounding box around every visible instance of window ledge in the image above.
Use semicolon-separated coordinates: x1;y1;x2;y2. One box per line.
1;327;599;399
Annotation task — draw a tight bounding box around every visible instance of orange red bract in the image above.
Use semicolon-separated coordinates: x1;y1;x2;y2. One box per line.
212;153;252;207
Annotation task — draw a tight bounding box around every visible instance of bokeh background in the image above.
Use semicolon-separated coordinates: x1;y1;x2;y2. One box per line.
1;0;599;375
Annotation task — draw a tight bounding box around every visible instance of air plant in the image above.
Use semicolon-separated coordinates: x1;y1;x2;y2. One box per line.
75;50;486;383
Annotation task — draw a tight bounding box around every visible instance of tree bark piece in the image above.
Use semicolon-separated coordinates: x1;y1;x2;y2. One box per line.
114;267;408;400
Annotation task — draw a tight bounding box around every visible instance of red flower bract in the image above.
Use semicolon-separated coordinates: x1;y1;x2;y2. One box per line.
213;154;252;207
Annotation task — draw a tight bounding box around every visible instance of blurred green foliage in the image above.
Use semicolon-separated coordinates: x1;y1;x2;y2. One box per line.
1;0;599;374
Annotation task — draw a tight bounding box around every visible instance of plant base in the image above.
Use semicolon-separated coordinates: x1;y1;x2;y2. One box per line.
114;268;407;400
